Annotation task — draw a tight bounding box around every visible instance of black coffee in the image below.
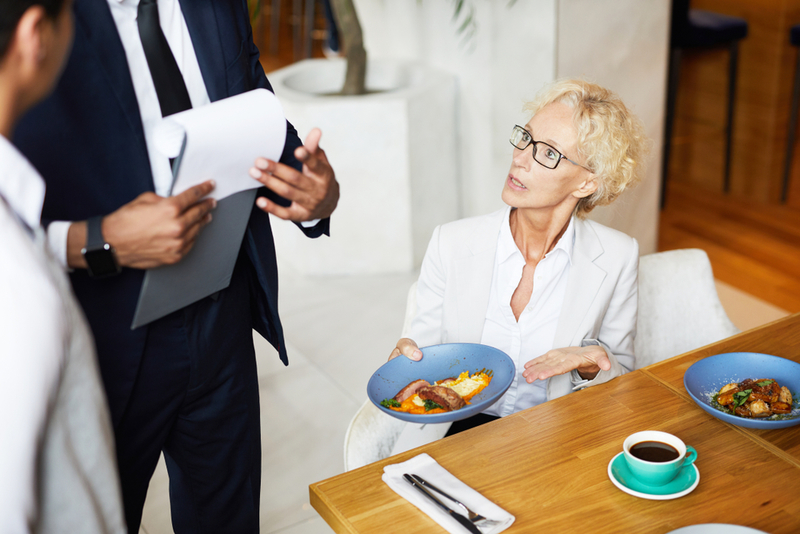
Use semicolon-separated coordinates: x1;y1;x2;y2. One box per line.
629;441;680;462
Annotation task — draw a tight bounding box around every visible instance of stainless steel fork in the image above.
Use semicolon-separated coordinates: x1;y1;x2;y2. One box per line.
410;474;502;531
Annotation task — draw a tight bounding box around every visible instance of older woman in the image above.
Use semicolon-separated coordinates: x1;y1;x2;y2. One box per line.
390;79;648;434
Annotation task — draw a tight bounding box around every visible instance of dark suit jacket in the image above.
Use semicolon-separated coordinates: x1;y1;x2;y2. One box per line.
13;0;325;426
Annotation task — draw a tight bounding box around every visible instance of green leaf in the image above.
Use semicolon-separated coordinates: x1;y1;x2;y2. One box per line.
380;398;401;408
757;380;774;387
423;399;444;411
733;389;752;408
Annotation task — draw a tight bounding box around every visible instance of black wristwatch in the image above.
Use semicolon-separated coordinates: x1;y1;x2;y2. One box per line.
81;215;121;278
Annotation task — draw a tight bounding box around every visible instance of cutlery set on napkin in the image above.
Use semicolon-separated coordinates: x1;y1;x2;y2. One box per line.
382;453;515;534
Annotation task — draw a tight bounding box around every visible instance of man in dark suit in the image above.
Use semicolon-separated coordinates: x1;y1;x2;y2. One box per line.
13;1;339;532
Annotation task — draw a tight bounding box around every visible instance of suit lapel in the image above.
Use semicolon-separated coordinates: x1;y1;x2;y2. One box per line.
553;218;606;348
454;209;506;343
179;0;227;101
74;0;145;146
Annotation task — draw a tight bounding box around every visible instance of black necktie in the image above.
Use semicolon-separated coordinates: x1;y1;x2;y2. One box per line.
137;0;192;117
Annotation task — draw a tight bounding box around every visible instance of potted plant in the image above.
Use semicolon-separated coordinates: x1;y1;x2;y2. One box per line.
265;1;463;276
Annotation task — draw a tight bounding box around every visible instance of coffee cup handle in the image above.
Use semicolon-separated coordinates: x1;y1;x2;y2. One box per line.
682;446;698;467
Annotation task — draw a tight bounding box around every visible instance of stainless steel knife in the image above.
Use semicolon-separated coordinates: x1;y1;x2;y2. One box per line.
402;473;481;534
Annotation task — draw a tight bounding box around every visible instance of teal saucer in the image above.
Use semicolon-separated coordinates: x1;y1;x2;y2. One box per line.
607;452;700;500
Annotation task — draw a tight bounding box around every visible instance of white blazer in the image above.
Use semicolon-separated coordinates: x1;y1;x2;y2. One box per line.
409;208;638;402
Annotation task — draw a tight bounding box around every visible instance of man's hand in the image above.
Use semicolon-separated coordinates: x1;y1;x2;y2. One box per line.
67;181;217;270
249;127;339;222
389;338;423;362
521;345;611;384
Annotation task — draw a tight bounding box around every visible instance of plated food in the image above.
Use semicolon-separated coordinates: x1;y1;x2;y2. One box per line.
380;370;493;414
683;352;800;430
712;378;794;419
367;343;515;424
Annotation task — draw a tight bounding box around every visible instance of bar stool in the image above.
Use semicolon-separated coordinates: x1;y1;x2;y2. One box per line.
781;25;800;203
662;0;748;206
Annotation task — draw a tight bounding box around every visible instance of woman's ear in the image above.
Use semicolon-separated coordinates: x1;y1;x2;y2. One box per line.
573;174;599;199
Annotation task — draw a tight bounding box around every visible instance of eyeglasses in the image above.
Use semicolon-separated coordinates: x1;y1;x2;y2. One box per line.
509;125;590;171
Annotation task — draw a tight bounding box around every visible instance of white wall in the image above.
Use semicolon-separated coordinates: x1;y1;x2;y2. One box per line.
354;0;557;219
353;0;669;254
556;0;669;254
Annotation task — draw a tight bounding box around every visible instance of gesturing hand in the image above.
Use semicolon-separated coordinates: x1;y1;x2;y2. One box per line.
522;345;611;384
389;338;423;362
249;127;340;221
102;180;216;269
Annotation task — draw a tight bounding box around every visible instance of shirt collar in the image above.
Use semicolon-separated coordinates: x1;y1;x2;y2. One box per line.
498;206;576;265
0;135;45;231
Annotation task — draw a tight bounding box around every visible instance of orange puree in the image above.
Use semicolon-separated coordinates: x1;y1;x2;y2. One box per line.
388;370;492;414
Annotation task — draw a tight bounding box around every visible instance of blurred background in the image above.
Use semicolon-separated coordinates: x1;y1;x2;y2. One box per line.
139;1;798;532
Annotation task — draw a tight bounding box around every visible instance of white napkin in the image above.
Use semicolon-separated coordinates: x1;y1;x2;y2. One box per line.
382;453;515;534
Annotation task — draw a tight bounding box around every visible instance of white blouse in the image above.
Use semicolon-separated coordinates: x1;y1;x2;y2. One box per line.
481;207;575;416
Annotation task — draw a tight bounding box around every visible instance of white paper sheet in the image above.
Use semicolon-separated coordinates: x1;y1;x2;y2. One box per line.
153;88;287;201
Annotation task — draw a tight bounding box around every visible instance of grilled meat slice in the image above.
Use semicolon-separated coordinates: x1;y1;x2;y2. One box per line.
418;385;466;411
772;402;792;414
393;379;430;403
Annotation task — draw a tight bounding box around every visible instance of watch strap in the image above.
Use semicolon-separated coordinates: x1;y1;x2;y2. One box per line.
86;215;105;250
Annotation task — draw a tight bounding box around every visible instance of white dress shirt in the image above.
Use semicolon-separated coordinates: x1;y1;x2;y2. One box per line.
47;0;211;266
0;135;124;533
47;0;315;267
481;207;574;417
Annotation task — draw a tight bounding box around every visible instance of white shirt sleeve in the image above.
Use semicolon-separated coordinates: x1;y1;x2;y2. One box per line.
45;221;71;269
0;218;64;533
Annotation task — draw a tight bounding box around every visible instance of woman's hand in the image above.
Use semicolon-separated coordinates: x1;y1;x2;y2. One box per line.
389;338;423;361
522;345;611;383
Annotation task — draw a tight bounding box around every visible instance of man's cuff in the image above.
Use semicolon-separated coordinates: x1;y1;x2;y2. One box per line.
45;221;71;269
300;218;321;228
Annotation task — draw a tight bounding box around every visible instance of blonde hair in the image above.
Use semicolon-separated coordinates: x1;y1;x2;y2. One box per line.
523;79;648;218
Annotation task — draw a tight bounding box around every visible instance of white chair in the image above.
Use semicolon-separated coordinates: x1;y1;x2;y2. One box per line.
344;248;739;470
635;248;738;368
344;282;454;471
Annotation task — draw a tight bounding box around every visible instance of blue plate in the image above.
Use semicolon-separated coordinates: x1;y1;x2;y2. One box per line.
607;452;699;500
683;352;800;429
367;343;515;423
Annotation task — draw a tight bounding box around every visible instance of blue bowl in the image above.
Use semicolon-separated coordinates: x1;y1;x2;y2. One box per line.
367;343;515;423
683;352;800;429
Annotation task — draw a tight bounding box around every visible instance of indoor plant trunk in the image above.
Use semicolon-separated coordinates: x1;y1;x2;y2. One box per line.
329;0;367;95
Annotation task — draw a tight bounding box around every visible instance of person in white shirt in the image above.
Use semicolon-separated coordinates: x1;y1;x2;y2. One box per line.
0;0;125;532
390;79;647;435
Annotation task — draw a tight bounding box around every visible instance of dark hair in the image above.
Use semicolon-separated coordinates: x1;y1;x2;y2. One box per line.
0;0;66;58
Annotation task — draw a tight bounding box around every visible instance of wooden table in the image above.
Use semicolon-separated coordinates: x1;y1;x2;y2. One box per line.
310;314;800;533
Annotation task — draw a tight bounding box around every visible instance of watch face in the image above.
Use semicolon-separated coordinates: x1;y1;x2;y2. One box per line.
84;245;121;278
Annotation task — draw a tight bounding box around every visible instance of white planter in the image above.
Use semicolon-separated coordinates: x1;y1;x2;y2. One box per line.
268;58;459;275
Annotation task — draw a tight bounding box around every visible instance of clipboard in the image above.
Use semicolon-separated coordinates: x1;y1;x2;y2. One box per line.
129;89;286;329
130;188;256;330
131;133;250;329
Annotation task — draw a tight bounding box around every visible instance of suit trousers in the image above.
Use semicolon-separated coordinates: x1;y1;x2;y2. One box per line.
114;253;262;533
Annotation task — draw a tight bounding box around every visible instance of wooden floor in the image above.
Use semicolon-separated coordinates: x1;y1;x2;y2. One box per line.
660;182;800;313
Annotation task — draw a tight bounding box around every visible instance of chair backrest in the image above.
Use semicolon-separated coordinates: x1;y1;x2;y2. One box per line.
635;248;738;369
343;282;418;471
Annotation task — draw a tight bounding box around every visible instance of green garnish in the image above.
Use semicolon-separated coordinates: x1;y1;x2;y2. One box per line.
733;389;752;408
381;398;401;408
757;380;774;387
423;399;444;411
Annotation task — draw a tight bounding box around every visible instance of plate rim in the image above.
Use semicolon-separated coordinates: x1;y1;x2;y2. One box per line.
683;352;800;429
366;342;515;424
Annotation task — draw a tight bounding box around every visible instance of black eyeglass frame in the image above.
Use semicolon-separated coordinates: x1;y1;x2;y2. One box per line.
509;125;591;172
